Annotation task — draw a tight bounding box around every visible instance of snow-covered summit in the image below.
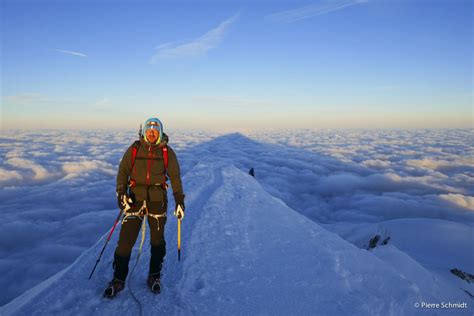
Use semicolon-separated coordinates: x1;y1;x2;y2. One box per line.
1;159;471;315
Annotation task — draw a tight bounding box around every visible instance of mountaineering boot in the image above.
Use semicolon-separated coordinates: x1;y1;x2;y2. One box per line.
103;278;125;298
147;274;162;294
103;254;130;298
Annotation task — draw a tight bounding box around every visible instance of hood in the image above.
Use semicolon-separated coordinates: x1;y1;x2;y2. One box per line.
142;117;164;144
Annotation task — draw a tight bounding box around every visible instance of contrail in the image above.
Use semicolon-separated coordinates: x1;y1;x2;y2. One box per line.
56;49;88;57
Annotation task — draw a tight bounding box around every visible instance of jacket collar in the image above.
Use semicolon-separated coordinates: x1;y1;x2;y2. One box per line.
140;137;167;148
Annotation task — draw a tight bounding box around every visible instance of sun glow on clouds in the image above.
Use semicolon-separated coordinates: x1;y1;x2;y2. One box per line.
6;158;49;180
440;193;474;211
0;168;23;182
62;160;116;176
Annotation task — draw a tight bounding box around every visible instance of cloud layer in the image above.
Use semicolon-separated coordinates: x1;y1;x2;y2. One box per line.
0;128;472;306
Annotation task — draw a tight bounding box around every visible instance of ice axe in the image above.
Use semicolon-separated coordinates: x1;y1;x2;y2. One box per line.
176;205;184;261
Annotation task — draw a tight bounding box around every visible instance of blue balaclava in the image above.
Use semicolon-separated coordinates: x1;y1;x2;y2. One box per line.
142;117;164;144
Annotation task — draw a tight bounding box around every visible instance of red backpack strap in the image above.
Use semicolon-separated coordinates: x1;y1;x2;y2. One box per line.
131;147;138;168
129;141;140;187
161;146;169;189
162;146;169;171
131;141;141;170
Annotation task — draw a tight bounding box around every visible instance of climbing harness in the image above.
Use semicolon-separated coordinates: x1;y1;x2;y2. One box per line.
122;200;167;232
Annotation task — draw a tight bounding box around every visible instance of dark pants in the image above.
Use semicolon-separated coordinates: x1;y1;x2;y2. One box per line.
113;200;167;281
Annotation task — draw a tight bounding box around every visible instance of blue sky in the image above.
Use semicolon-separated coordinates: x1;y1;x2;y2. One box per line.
1;0;472;130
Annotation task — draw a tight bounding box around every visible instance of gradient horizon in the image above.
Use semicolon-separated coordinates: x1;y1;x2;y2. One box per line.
1;0;472;130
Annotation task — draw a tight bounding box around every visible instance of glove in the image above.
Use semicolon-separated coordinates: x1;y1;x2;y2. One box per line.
174;204;185;220
116;184;132;212
173;192;185;220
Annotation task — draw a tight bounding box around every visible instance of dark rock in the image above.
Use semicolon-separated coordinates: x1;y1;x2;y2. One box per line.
249;168;255;177
450;268;474;283
368;235;381;250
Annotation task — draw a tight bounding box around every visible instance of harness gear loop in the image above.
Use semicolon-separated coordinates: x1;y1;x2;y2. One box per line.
121;200;167;232
121;201;148;224
148;213;167;231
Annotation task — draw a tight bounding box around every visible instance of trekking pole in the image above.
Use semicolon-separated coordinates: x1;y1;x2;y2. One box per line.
178;218;181;261
89;209;123;279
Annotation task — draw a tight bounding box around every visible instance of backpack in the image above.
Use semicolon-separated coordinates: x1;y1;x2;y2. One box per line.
128;140;169;188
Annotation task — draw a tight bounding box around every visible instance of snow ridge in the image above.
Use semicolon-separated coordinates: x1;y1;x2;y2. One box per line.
1;159;471;315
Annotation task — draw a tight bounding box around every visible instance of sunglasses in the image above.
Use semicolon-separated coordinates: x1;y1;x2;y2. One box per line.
145;122;160;130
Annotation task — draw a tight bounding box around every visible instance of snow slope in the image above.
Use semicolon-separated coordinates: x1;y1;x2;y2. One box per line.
324;217;474;298
1;159;471;315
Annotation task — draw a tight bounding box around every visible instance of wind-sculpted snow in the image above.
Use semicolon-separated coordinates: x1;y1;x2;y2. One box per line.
0;129;472;308
2;162;471;315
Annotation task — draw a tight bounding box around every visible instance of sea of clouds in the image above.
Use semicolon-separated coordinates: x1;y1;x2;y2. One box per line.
0;128;473;306
246;129;474;223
